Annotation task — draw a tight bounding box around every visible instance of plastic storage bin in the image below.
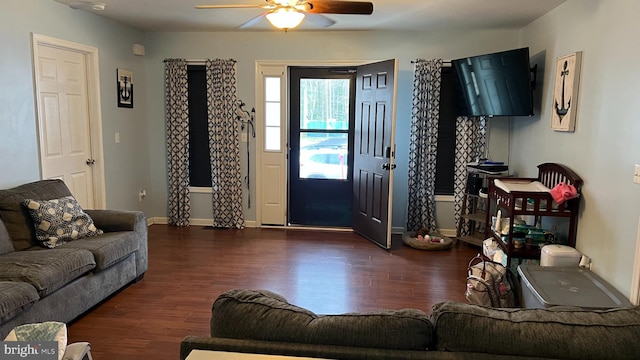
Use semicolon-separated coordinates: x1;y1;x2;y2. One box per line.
518;265;632;309
540;244;581;267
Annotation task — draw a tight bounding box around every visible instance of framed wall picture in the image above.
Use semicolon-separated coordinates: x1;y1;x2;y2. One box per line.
117;68;134;108
551;51;582;131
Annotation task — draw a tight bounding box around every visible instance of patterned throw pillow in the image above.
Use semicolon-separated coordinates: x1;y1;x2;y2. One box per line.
23;196;103;248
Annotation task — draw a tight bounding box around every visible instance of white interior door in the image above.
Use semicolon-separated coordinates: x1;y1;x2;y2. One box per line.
32;35;105;209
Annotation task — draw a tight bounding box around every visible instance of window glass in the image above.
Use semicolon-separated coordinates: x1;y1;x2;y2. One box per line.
265;102;280;127
300;132;348;150
265;127;281;151
265;77;280;102
298;133;348;180
299;79;350;130
264;76;281;151
299;148;348;180
187;65;212;187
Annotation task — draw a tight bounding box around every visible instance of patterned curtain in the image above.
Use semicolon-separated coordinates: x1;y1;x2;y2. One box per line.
454;116;487;235
206;59;245;229
165;59;191;227
406;59;442;232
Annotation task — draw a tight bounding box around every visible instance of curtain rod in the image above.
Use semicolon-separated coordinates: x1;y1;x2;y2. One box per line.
411;59;451;64
163;58;237;63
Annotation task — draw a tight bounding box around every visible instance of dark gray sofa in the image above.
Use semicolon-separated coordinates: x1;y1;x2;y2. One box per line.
181;289;640;360
0;179;148;337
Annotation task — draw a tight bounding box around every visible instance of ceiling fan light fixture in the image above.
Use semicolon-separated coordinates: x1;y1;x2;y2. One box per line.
91;2;106;11
266;8;305;30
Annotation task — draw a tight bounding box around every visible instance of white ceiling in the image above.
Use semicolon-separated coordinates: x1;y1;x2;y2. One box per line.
53;0;566;32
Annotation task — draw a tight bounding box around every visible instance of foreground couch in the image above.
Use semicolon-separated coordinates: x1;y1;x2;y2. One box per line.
181;289;640;360
0;179;148;337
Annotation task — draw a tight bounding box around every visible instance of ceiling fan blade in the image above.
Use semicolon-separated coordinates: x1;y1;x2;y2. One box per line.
68;0;104;10
305;13;336;28
239;12;268;28
195;4;270;10
304;1;373;15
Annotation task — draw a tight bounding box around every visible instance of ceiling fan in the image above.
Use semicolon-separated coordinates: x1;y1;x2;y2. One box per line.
195;0;374;31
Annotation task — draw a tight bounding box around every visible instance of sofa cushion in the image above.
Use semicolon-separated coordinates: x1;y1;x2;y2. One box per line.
211;289;433;351
59;232;138;271
0;180;72;251
0;248;96;297
23;196;103;248
0;220;14;255
431;301;640;360
0;281;39;323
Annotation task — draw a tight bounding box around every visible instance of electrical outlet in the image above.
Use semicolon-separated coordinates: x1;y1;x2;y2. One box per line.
635;164;640;184
138;189;146;202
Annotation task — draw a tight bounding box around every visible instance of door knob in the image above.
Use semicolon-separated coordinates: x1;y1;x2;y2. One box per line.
86;159;96;165
381;163;396;170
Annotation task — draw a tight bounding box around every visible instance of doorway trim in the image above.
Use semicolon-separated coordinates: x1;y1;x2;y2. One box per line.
630;215;640;305
255;60;371;227
31;33;106;209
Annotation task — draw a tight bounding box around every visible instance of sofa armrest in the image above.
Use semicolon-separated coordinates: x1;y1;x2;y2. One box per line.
84;210;148;276
180;336;433;360
84;210;144;232
62;342;92;360
431;301;640;359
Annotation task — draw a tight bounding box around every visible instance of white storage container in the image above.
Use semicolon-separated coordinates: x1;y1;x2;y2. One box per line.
540;244;581;267
518;265;632;309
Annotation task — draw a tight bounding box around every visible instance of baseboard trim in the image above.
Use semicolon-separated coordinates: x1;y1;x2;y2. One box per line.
147;218;455;238
148;217;257;228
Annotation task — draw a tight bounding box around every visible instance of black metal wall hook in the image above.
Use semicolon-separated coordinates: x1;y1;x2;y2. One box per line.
236;99;256;208
236;99;256;138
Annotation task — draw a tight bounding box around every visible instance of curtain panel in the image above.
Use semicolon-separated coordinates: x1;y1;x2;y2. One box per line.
454;116;486;235
165;59;191;227
406;59;442;233
206;59;245;229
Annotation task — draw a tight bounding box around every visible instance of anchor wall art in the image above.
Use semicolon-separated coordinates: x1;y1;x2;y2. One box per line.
551;51;582;131
117;68;134;108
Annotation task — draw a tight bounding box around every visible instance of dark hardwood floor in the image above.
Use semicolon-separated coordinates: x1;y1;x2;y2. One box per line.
68;225;480;359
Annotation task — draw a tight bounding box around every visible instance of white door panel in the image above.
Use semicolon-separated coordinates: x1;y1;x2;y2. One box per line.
257;64;287;226
34;41;96;208
262;163;285;225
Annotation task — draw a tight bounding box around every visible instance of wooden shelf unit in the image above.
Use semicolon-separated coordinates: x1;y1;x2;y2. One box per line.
457;192;488;247
485;163;583;265
456;169;501;247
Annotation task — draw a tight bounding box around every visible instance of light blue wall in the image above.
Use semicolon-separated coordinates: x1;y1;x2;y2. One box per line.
0;0;519;232
0;0;150;212
515;0;640;296
144;30;517;229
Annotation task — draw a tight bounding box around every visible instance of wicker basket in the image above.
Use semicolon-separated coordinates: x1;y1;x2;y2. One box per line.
402;231;453;251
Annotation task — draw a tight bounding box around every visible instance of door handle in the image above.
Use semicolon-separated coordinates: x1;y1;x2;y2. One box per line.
381;163;396;171
86;159;96;165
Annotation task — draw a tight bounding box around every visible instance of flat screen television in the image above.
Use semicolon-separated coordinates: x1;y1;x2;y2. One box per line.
452;47;535;117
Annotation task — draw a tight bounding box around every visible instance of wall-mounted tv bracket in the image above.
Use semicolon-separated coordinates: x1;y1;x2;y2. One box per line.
530;64;538;90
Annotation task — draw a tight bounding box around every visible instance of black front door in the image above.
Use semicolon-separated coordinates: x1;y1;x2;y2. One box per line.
352;59;397;248
288;67;356;227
